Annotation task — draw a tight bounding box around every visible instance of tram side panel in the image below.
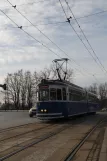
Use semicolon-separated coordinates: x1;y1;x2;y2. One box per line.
36;102;99;119
87;94;99;113
88;102;99;113
37;101;89;119
67;101;88;117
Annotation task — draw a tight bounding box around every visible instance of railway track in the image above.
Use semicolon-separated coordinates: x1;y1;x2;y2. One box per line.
0;123;60;154
0;124;70;161
0;124;53;142
0;116;88;161
0;122;38;134
0;119;75;143
86;128;104;161
64;117;107;161
0;115;105;161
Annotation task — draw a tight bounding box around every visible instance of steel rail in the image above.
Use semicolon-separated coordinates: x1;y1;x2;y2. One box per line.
64;117;106;161
0;124;70;161
0;116;104;161
0;124;54;142
0;122;38;134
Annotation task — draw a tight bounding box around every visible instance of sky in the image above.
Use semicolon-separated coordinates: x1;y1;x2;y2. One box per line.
0;0;107;88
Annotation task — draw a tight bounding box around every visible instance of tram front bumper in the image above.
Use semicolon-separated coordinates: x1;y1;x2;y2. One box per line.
36;113;64;119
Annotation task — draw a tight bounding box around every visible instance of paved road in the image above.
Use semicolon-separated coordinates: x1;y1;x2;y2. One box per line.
0;111;38;129
0;111;106;129
0;112;106;161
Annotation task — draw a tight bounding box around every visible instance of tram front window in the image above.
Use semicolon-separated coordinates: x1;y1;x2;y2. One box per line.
57;89;62;100
62;88;66;100
39;89;49;101
50;88;56;100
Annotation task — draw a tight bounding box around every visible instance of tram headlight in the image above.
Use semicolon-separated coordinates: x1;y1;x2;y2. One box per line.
41;109;43;112
44;109;47;112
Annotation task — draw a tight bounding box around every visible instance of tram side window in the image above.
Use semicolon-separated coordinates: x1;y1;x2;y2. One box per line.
71;90;86;101
63;88;66;100
68;88;87;101
82;92;87;101
50;88;56;100
72;93;81;101
69;90;72;100
57;89;62;100
69;92;72;100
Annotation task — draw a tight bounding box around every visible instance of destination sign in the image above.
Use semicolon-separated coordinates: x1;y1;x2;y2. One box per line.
39;86;48;89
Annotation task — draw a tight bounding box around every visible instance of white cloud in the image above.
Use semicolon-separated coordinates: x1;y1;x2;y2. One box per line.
0;0;106;88
0;30;17;44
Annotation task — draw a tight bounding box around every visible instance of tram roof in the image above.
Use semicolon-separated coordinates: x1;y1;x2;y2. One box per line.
39;79;83;90
39;79;98;97
87;91;98;97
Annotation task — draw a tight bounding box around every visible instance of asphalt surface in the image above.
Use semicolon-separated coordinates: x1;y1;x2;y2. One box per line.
0;111;106;129
0;112;106;161
0;111;38;129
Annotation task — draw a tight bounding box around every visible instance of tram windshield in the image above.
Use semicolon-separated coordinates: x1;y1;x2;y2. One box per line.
39;88;49;101
50;88;56;100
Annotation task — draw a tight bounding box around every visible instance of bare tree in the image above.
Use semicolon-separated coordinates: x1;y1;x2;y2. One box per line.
99;83;107;100
87;83;98;95
4;70;22;110
3;63;74;110
20;70;28;110
65;69;74;82
42;64;74;82
39;67;51;80
26;71;34;109
6;73;17;108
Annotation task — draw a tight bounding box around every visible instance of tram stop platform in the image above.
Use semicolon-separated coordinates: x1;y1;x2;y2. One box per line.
99;128;107;161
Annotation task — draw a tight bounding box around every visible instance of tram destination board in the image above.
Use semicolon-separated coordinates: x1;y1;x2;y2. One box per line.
39;85;49;89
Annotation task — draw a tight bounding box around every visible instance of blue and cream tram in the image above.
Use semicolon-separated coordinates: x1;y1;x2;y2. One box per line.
36;79;99;120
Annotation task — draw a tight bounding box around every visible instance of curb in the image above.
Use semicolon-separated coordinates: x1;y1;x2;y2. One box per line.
99;128;107;161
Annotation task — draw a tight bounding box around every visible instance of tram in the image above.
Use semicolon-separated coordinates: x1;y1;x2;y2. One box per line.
36;59;99;120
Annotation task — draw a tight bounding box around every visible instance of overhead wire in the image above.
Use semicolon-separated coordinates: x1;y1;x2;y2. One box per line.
0;11;105;29
10;21;66;28
2;0;50;8
0;1;100;84
2;8;106;29
58;0;102;83
5;0;102;82
6;0;107;20
65;0;107;74
0;9;60;58
0;8;86;77
6;0;100;79
0;21;67;30
17;0;50;6
2;0;107;25
75;10;107;20
1;7;107;28
58;0;105;74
